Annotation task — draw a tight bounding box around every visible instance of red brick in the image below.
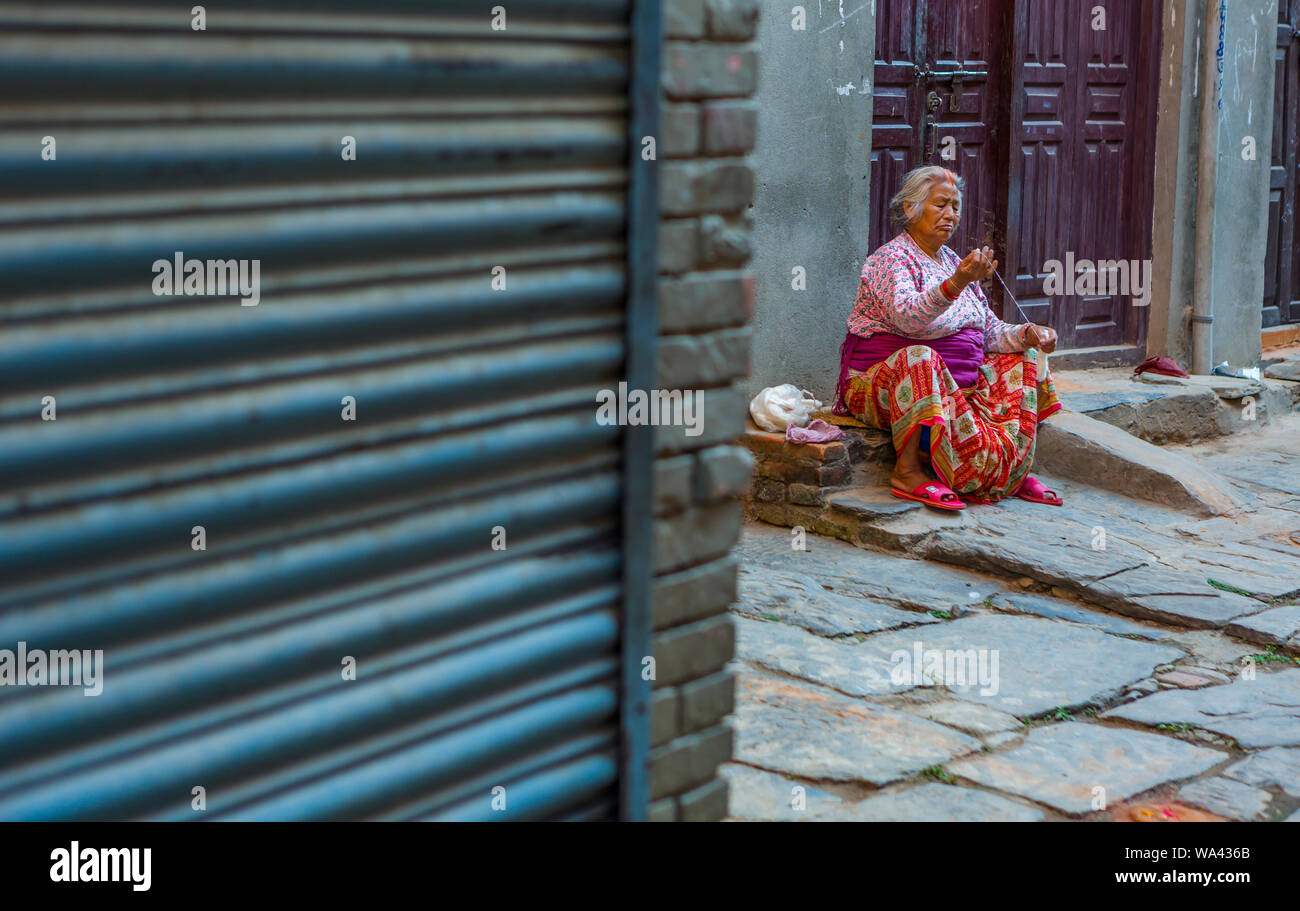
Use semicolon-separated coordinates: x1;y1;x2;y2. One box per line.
748;501;788;526
703;101;757;154
818;459;851;487
787;483;824;506
753;460;820;485
742;428;845;463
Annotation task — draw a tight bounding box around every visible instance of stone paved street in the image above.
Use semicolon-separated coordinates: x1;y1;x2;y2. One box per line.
724;413;1300;821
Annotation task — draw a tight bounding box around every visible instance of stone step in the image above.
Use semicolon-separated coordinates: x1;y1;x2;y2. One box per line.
819;410;1251;519
1034;410;1250;518
1056;367;1300;443
745;406;1252;570
820;483;1278;632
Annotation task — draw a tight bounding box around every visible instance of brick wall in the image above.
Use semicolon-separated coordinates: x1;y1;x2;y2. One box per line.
646;0;760;822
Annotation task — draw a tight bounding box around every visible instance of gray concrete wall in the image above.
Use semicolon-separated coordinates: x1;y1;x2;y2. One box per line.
745;2;875;403
1208;0;1278;366
1101;0;1277;371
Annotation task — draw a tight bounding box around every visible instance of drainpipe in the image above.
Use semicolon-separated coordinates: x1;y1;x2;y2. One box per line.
1190;0;1221;375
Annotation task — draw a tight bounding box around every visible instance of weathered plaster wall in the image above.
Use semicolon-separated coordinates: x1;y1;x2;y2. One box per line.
1150;0;1278;368
745;1;876;403
1208;0;1278;366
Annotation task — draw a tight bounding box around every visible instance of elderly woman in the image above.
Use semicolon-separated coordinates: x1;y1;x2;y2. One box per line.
832;166;1064;510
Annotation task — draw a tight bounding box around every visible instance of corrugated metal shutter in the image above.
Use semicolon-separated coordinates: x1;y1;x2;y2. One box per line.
0;0;651;821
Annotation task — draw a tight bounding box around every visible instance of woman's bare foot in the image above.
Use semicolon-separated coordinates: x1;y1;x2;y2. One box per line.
889;430;932;492
890;463;932;492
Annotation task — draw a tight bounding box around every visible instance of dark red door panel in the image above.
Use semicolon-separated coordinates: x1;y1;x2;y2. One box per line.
1264;0;1300;326
871;0;1160;356
870;0;1002;256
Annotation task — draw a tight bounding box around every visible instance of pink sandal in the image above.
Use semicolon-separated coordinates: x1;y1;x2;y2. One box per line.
1015;475;1063;506
890;481;967;512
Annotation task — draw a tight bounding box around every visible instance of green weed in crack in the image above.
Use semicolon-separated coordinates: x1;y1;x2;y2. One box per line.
1019;706;1074;727
919;765;954;784
1207;578;1255;598
1246;645;1300;665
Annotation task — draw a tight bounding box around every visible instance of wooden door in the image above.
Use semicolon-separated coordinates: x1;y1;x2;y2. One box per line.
1003;0;1160;351
870;0;1161;357
869;0;1006;257
1264;0;1300;327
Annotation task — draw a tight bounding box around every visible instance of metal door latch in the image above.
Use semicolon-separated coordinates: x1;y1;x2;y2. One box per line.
915;67;988;113
925;91;941;157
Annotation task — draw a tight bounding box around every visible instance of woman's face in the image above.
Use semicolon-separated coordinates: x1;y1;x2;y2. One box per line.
909;180;961;246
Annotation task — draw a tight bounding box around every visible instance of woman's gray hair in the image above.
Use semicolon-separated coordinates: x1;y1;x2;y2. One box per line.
889;166;964;230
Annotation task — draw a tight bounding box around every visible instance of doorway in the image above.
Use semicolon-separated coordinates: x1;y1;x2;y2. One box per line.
870;0;1162;360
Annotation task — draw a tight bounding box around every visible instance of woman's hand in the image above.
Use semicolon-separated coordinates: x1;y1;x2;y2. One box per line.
951;246;997;292
1022;324;1057;353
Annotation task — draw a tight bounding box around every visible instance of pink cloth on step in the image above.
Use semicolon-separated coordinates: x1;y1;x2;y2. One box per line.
785;418;845;444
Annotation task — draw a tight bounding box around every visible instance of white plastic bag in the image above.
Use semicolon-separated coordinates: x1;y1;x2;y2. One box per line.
748;384;823;433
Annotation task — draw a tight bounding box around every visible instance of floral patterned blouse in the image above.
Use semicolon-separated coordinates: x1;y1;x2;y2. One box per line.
847;231;1024;353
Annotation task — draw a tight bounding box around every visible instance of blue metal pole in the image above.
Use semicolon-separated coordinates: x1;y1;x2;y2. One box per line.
620;0;661;822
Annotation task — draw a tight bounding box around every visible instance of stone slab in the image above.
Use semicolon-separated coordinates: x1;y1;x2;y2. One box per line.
1265;361;1300;381
718;763;846;821
1134;371;1191;386
1222;747;1300;797
909;699;1025;736
1226;605;1300;647
734;615;916;697
1157;671;1215;689
828;488;923;520
948;723;1226;815
1187;374;1265;399
989;591;1176;640
849;613;1184;717
1184;666;1233;684
1176;776;1272;821
1184;542;1300;600
736;521;1004;614
813;783;1045;822
1064;388;1170;414
1213;455;1300;498
1034;409;1248;517
1077;386;1226;445
1125;678;1160;697
1159;630;1260;670
926;524;1148;592
1081;567;1267;629
1103;668;1300;748
730;669;981;786
735;566;938;638
832;566;1003;616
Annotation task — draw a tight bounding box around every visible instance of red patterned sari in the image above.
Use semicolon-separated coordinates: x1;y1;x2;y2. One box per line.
844;345;1062;501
